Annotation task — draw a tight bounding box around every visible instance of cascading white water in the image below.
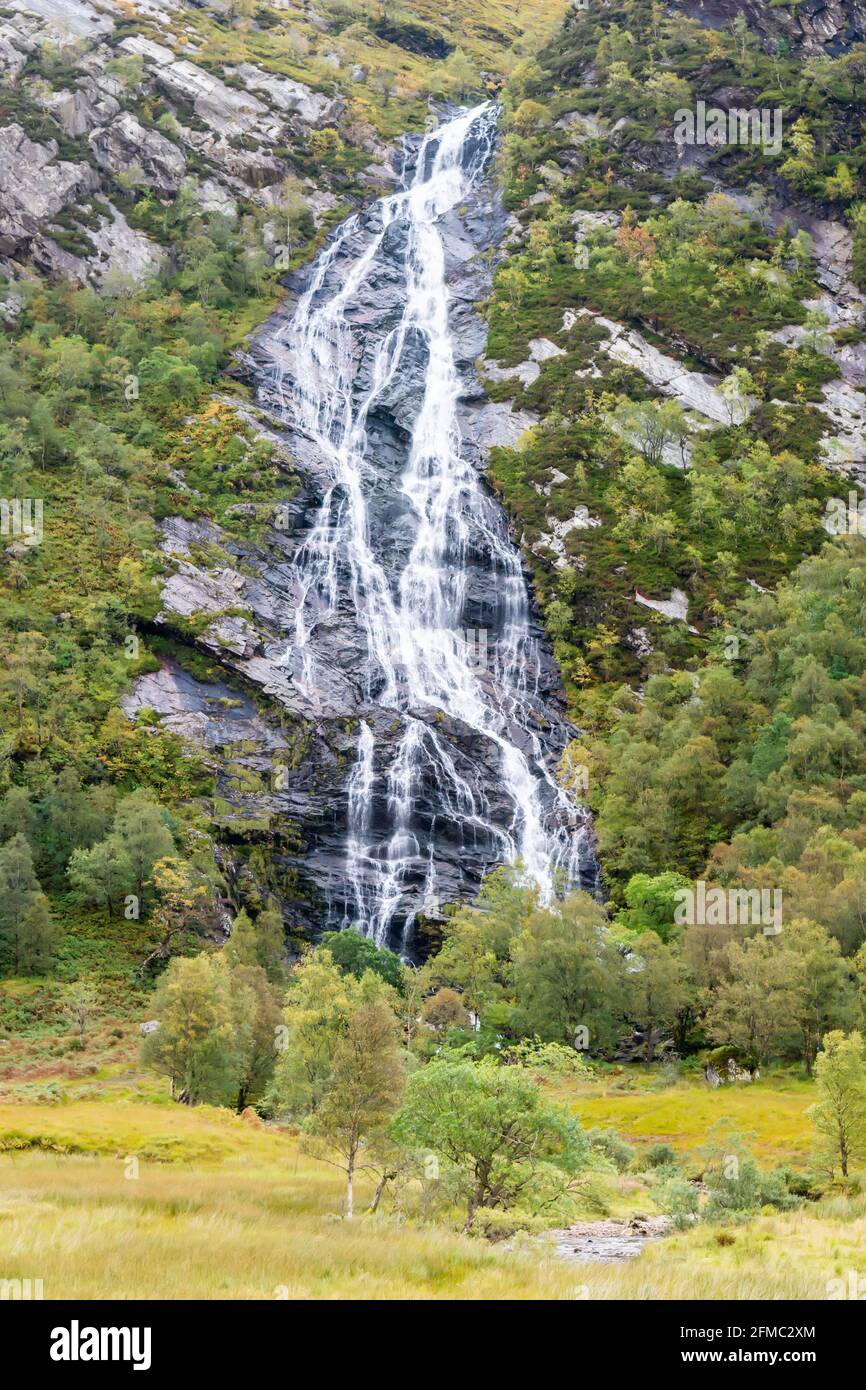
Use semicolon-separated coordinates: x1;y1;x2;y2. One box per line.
263;102;592;946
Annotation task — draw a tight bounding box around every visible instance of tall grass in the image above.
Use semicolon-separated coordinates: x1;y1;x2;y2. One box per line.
0;1153;583;1300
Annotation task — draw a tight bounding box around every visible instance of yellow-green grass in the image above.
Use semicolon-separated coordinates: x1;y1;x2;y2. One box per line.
152;0;568;140
570;1197;866;1301
556;1069;815;1167
0;1096;858;1300
0;1113;583;1300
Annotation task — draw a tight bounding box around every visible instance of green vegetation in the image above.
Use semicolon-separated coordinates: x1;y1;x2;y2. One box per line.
4;0;866;1300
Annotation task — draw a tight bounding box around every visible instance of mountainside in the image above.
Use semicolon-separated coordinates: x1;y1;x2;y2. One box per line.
4;0;866;1312
481;1;866;920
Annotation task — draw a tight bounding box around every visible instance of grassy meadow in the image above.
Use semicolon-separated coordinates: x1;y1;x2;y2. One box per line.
0;1037;861;1300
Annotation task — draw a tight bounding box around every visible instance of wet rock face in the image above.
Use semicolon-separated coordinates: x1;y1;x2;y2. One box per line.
672;0;866;54
138;124;596;951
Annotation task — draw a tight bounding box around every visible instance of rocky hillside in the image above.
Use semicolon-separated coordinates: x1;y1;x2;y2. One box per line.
3;0;866;977
0;0;569;971
479;0;866;937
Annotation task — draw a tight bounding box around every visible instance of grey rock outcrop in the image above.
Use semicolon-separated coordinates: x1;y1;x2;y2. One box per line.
89;112;186;194
0;123;98;254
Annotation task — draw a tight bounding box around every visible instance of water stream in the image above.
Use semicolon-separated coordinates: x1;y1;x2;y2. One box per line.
260;102;595;947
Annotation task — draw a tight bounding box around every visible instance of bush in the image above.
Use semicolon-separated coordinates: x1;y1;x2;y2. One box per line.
585;1126;635;1173
656;1176;700;1229
703;1045;759;1075
644;1142;679;1169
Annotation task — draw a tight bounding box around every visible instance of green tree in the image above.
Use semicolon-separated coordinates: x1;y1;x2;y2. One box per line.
624;930;691;1062
706;935;802;1065
423;868;536;1017
511;892;627;1050
318;927;404;992
786;919;857;1074
111;790;175;905
610;399;689;468
809;1030;866;1178
0;833;57;975
391;1057;588;1231
615;871;693;941
270;951;394;1118
229;963;282;1112
223;908;259;969
303;996;406;1218
141;954;243;1105
67;835;134;919
0;786;35;843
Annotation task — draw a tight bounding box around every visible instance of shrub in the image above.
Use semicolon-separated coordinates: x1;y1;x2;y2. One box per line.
585;1126;635;1173
656;1176;700;1229
644;1142;679;1169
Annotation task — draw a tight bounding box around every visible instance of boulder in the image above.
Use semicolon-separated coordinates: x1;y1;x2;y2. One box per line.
230;62;345;128
41;80;121;139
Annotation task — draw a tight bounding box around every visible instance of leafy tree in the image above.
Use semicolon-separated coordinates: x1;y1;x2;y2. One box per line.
39;770;115;885
610;399;689;468
391;1057;588;1231
510;892;627;1050
140;856;214;972
318;927;403;991
423;868;537;1016
706;935;801;1065
809;1031;866;1178
303;996;406;1218
229;963;282;1112
511;99;551;135
420;987;471;1037
646;70;692;119
0;786;35;843
624;930;691;1061
222;908;258;969
780;117;817;188
786;919;857;1074
111;790;175;905
141;954;245;1105
615;872;692;941
270;951;394;1118
67;835;134;920
0;833;57;975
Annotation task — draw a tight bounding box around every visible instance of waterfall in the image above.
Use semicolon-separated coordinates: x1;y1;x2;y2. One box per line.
259;102;595;948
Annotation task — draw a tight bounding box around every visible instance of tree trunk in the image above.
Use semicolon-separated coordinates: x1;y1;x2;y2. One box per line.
369;1171;395;1215
463;1186;484;1233
346;1158;354;1220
